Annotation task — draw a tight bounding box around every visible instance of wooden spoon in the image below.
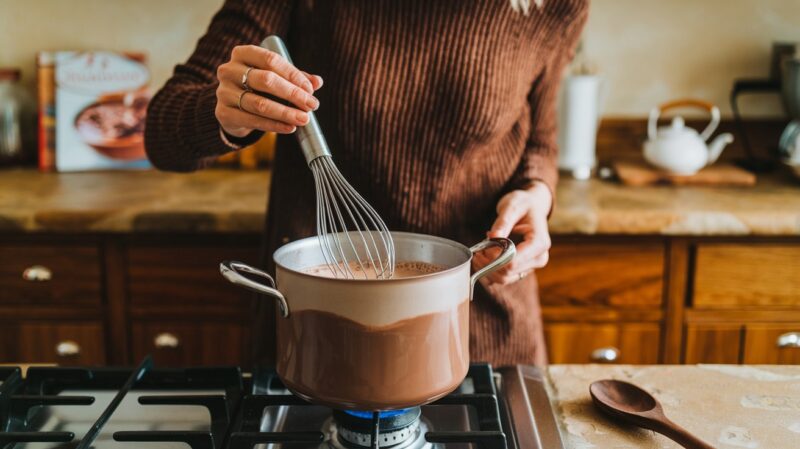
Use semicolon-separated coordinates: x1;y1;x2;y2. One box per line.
590;379;715;449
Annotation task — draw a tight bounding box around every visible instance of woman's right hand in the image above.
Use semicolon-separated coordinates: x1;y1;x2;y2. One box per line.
215;45;323;138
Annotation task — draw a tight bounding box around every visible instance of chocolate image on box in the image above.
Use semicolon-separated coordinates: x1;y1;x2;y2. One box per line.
74;91;148;161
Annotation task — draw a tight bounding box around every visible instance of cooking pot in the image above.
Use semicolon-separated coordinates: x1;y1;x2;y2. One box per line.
220;232;514;410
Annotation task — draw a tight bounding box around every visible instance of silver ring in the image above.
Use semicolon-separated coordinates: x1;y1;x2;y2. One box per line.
241;66;254;91
237;89;249;111
518;271;529;282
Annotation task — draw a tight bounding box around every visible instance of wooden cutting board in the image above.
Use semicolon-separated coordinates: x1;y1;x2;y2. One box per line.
613;160;757;186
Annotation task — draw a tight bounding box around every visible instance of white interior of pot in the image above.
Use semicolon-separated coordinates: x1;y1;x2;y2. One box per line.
274;231;471;272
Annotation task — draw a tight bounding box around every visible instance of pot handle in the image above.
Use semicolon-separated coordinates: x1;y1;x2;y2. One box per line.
220;261;289;317
469;238;516;300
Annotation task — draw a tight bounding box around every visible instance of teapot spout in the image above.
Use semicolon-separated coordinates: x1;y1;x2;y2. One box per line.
708;133;734;164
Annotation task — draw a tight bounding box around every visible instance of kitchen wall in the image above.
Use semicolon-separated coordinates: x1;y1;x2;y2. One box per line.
1;0;798;117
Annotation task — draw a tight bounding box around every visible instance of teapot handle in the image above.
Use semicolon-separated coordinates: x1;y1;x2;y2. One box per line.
649;99;720;142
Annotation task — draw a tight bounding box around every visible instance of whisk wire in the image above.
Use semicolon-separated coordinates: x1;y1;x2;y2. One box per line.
316;158;368;279
315;161;357;278
312;164;346;278
323;158;386;279
331;162;396;277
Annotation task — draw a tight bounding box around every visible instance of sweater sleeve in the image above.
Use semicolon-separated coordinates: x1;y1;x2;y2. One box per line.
509;6;589;195
144;0;293;172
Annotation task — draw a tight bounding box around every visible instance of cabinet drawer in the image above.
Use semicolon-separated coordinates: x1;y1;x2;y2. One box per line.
0;322;106;365
538;243;664;308
544;323;661;364
0;245;102;305
694;244;800;308
128;246;259;308
131;321;250;367
683;324;743;364
743;324;800;364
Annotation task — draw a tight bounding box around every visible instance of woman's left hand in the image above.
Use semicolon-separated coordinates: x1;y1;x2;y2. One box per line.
472;182;553;285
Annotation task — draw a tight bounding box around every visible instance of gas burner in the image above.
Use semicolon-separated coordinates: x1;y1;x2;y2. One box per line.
323;408;433;449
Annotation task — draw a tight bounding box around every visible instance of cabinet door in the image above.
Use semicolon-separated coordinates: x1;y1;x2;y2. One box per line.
538;243;664;308
544;323;661;364
3;322;106;365
694;244;800;308
131;321;250;367
0;245;102;305
128;246;259;309
743;324;800;364
684;324;743;364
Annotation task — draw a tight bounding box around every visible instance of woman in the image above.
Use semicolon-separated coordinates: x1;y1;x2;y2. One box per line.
146;0;588;367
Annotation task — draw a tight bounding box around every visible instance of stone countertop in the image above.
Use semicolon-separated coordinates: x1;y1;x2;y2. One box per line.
0;169;271;233
552;172;800;235
0;168;799;234
546;364;800;449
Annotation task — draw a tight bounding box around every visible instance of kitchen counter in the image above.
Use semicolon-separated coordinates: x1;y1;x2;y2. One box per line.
0;168;799;234
546;364;800;449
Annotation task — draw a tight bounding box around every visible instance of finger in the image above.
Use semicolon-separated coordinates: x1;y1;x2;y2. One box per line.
224;86;309;126
492;227;551;276
489;195;528;238
472;251;516;285
250;69;319;111
232;45;314;93
301;71;324;90
221;63;319;112
218;107;296;134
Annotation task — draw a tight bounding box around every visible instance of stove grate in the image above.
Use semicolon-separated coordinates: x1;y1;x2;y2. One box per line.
0;361;510;449
0;357;246;449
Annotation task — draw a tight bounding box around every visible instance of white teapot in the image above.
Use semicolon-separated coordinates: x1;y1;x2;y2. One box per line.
643;99;734;175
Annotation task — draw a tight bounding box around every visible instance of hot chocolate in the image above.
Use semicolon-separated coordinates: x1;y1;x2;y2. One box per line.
276;299;469;410
303;260;444;279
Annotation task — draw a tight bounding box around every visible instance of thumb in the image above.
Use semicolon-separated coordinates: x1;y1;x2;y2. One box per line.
488;199;526;238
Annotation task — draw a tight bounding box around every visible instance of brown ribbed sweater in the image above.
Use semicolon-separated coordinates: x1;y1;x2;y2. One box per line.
145;0;588;367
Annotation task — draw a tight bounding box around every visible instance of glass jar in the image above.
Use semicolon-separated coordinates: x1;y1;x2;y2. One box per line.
0;68;36;166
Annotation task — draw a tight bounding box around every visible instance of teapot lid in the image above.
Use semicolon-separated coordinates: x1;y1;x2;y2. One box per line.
658;116;699;138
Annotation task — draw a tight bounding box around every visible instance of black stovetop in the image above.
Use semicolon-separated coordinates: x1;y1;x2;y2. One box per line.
0;356;512;449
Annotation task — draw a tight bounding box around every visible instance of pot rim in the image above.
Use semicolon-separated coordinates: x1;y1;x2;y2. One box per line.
272;231;473;283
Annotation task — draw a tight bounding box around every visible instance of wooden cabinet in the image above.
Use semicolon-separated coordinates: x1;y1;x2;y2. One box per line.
0;234;797;368
128;246;259;308
0;322;105;365
126;242;258;366
743;325;800;364
694;244;800;308
684;324;743;364
539;239;664;363
131;321;250;367
538;242;664;308
684;323;800;365
685;242;800;365
0;244;101;305
545;323;660;364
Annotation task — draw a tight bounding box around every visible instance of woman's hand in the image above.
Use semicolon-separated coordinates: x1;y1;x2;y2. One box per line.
215;45;323;138
472;182;553;285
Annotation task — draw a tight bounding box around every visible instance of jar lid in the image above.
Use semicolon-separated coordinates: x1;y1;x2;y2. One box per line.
0;68;21;81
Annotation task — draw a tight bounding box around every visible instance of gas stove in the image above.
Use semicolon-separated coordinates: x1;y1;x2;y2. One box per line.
0;357;562;449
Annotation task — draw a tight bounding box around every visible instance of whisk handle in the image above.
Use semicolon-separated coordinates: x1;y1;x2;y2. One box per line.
260;35;331;165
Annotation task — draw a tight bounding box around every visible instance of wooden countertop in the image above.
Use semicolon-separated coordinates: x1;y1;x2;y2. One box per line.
546;364;800;449
0;168;799;235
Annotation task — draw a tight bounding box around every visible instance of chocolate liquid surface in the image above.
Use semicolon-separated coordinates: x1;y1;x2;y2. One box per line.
303;260;444;279
276;300;469;410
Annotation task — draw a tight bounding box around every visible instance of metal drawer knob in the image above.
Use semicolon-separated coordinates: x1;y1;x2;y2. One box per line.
154;332;180;349
591;347;620;363
56;340;81;357
22;265;52;282
777;332;800;348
